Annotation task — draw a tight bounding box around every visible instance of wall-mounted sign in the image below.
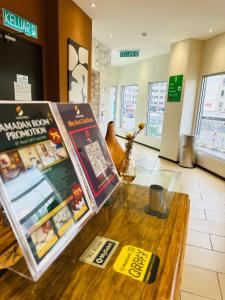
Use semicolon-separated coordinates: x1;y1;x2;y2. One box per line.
1;8;38;39
120;50;139;57
167;74;184;102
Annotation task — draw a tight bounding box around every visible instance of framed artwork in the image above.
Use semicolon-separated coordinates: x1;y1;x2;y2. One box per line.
68;39;88;103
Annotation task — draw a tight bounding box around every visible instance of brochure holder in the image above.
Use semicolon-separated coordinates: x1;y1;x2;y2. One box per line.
51;103;120;212
0;101;94;281
0;243;33;281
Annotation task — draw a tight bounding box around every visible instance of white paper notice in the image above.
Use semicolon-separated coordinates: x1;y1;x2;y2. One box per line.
14;82;32;101
16;74;29;84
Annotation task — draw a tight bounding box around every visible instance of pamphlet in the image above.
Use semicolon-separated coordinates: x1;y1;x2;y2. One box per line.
80;236;119;268
0;102;93;281
54;103;120;211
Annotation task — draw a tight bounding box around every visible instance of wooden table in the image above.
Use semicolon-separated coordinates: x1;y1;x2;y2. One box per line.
0;180;189;300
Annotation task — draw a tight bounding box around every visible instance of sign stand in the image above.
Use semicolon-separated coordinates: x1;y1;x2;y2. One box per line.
0;220;34;281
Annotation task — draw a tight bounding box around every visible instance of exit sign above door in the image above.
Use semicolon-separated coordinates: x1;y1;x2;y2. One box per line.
120;50;140;57
1;8;38;39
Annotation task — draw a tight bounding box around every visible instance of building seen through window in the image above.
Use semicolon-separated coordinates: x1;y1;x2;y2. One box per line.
197;73;225;160
146;81;167;137
120;85;138;131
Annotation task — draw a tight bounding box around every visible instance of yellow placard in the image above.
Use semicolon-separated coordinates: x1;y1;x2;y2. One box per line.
113;245;153;282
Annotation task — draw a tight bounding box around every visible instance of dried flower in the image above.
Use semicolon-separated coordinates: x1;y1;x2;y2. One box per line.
126;133;133;140
138;122;145;130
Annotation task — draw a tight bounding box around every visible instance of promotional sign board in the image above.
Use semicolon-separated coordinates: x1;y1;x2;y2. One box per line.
0;102;93;281
54;103;120;211
167;74;184;102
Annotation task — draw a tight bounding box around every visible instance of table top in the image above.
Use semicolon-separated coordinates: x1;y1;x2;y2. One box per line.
0;180;189;300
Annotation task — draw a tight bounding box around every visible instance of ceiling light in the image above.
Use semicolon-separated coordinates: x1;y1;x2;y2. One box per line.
173;38;177;42
109;34;113;38
209;28;214;33
90;3;96;7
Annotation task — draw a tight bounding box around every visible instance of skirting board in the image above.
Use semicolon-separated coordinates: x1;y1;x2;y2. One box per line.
158;155;179;164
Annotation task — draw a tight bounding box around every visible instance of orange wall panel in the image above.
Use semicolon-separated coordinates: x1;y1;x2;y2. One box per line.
58;0;92;102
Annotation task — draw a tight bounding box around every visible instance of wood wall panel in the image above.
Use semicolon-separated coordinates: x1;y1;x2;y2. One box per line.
58;0;92;102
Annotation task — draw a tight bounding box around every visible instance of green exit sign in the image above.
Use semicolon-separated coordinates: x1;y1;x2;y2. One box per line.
2;8;38;39
120;50;140;57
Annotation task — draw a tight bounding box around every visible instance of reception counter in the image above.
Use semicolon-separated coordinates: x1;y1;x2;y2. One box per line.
0;180;189;300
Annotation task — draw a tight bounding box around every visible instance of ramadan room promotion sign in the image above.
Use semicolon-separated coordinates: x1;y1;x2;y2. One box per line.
0;102;93;281
55;104;120;211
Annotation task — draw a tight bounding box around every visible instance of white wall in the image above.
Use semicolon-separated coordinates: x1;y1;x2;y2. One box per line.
111;54;170;149
160;39;203;161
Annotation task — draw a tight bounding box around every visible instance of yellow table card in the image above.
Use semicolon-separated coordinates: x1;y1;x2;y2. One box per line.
113;245;160;284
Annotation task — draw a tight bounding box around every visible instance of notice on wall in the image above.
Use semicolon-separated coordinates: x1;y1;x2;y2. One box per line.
54;103;120;211
0;102;93;281
16;74;29;84
14;82;32;101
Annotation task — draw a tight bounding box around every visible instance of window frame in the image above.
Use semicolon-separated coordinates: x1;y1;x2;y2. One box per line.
110;85;118;123
120;84;138;130
146;81;168;137
195;72;225;161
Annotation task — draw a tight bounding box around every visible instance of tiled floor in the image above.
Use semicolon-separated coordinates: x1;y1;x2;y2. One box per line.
121;139;225;300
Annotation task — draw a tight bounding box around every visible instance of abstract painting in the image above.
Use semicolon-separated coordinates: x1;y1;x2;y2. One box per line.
68;39;88;103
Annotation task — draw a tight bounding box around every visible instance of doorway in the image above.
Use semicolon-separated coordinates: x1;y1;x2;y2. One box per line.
0;29;43;100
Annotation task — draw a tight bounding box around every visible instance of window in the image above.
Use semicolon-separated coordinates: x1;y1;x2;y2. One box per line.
146;81;167;137
197;73;225;160
120;85;138;130
109;86;117;122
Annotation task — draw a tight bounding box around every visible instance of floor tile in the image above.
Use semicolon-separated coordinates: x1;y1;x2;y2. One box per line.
210;235;225;252
187;230;211;249
191;200;225;213
188;192;203;201
181;264;222;299
188;217;225;237
184;245;225;273
190;199;205;209
182;185;201;194
180;291;211;300
205;210;225;224
190;208;206;220
218;273;225;300
201;194;225;205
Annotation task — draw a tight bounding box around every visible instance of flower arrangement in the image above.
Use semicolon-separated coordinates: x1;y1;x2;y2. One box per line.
124;122;145;157
119;123;145;181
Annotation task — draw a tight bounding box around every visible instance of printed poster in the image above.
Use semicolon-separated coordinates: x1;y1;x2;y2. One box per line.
0;102;93;281
55;104;120;211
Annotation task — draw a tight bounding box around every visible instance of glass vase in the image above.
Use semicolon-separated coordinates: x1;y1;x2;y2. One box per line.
119;153;136;183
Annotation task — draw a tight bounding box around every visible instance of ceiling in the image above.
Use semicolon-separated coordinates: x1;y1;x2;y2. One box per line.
74;0;225;66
